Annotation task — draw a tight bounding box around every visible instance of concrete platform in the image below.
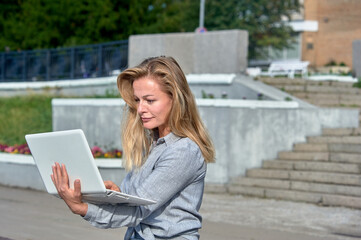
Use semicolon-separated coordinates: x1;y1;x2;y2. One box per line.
1;185;361;240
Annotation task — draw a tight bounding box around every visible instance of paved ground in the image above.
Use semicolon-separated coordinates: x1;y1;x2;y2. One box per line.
1;185;361;240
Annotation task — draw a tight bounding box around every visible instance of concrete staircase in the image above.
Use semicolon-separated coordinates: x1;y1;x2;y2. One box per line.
257;77;361;108
229;77;361;208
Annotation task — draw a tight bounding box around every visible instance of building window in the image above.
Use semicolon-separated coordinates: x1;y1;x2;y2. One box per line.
307;43;313;50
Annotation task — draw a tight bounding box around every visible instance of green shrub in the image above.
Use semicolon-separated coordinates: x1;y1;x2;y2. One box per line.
284;96;292;101
352;78;361;88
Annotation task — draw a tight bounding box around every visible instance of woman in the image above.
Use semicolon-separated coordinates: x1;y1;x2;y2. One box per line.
51;56;215;240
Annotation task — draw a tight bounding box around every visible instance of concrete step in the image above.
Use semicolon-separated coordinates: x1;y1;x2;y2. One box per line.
229;186;361;209
294;93;361;101
230;178;361;197
230;177;290;190
291;181;361;197
246;169;289;179
246;169;361;186
265;79;361;107
291;171;361;186
262;160;361;174
260;78;356;88
330;152;361;164
303;98;361;108
272;84;361;95
304;99;341;107
293;143;328;152
259;78;306;86
309;99;342;107
279;85;305;92
307;136;361;144
278;151;329;161
328;143;361;154
322;128;361;136
305;85;361;94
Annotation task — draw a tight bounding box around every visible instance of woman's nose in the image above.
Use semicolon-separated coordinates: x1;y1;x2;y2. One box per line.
137;101;145;113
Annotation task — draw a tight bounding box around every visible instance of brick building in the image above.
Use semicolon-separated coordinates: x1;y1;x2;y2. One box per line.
301;0;361;69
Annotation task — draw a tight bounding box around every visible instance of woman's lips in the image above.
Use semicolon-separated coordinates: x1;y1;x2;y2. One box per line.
141;117;152;122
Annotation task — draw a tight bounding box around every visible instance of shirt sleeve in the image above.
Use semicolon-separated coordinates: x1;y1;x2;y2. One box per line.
83;138;205;229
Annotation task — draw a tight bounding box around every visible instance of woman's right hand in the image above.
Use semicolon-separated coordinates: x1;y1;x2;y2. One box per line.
51;162;88;217
104;180;121;192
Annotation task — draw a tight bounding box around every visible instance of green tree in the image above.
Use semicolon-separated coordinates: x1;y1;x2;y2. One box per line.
204;0;301;59
0;0;22;51
0;0;128;50
126;0;198;35
0;0;198;51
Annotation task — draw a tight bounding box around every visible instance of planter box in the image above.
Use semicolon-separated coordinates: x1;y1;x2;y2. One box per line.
0;153;126;191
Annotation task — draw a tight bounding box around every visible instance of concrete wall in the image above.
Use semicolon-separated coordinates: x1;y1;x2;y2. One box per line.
0;77;120;98
0;153;126;191
353;40;361;78
188;74;274;101
52;98;359;184
128;30;248;74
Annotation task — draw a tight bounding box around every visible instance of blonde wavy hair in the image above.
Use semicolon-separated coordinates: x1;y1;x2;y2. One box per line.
117;56;215;171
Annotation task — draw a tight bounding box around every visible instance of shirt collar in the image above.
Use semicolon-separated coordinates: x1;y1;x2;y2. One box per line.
155;132;180;146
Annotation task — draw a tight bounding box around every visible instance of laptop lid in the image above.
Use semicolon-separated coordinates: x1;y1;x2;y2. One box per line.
25;129;107;195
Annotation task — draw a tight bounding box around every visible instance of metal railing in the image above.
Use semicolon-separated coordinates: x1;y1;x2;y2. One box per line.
0;40;128;82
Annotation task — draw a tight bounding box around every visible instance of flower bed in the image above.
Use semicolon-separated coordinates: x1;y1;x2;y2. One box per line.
0;143;122;159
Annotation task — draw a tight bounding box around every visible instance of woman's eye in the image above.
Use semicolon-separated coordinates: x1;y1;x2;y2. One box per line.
134;99;140;103
147;100;154;104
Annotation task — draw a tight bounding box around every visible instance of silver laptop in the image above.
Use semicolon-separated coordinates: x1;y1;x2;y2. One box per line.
25;129;156;206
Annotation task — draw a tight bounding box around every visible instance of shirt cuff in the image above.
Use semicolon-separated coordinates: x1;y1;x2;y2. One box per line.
82;203;99;221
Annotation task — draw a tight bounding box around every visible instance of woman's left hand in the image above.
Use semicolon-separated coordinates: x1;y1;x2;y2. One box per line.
51;162;88;216
104;180;121;192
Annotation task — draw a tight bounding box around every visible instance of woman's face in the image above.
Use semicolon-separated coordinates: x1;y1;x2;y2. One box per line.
133;76;172;138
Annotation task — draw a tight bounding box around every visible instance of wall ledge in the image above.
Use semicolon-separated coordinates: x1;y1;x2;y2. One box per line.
0;153;123;168
52;98;299;109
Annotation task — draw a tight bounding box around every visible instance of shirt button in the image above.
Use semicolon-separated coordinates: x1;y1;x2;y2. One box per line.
157;139;165;145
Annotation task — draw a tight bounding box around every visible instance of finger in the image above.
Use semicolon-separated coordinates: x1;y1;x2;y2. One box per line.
61;164;69;184
57;162;66;186
54;163;61;186
55;162;62;180
74;179;82;198
51;165;61;193
56;163;68;192
104;180;112;189
114;185;121;192
52;164;59;186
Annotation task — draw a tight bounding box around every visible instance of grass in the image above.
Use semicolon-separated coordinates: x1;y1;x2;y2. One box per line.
0;95;53;145
0;91;121;146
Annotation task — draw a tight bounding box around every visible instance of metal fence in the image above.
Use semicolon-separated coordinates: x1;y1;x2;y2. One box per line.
0;40;128;82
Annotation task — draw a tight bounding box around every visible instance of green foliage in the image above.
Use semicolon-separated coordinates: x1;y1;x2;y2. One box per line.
0;95;53;145
204;0;301;59
127;0;198;35
201;90;208;99
352;79;361;88
325;60;338;67
0;0;128;50
0;0;198;51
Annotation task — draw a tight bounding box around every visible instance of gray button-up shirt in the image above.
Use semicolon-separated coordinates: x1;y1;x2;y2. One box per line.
83;132;207;240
